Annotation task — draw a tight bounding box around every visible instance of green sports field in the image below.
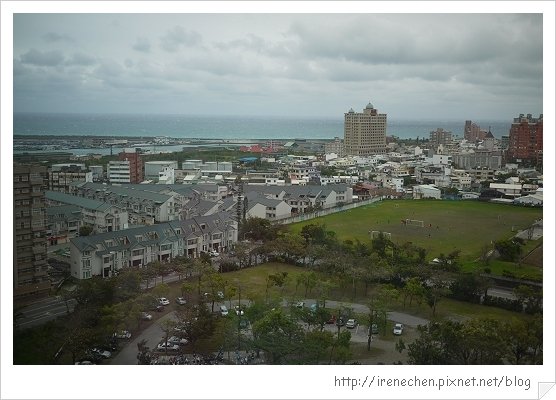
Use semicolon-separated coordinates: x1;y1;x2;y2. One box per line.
289;200;542;262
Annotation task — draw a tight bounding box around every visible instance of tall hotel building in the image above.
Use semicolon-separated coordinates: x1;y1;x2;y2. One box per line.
508;113;543;165
14;164;51;301
344;102;387;156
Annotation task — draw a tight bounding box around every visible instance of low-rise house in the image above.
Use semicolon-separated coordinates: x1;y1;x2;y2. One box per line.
413;184;442;199
245;193;292;220
489;183;522;198
46;205;82;245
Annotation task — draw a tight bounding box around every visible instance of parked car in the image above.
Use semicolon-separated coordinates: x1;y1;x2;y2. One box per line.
336;317;346;327
309;303;318;313
209;250;219;257
371;324;379;334
326;315;337;324
167;336;188;346
158;297;170;306
393;323;404;335
176;297;187;305
113;330;131;339
140;312;153;321
346;319;358;329
235;305;244;316
220;305;229;316
157;342;180;352
217;291;224;299
89;348;111;359
295;301;304;309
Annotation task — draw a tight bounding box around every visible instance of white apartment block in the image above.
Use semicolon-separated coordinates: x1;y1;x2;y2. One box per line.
145;161;179;181
108;160;131;183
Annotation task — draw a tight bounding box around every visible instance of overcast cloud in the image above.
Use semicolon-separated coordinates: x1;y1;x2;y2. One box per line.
13;13;543;120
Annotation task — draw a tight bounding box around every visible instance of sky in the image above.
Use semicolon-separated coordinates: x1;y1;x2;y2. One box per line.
12;12;543;121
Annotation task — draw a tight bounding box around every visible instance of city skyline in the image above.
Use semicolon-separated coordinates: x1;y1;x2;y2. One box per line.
12;12;543;121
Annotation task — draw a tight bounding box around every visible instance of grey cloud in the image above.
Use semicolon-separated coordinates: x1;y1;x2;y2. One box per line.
160;26;202;52
95;60;124;77
42;32;73;43
133;37;151;53
66;52;96;66
20;48;65;66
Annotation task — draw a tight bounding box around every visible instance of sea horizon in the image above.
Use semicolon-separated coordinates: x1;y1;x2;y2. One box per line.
13;111;513;140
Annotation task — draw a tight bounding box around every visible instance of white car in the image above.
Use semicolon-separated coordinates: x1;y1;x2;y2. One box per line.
140;312;153;321
209;250;219;257
220;305;229;316
295;301;304;309
113;330;131;339
176;297;187;305
157;342;180;351
167;336;188;346
393;323;404;335
89;348;111;359
158;297;170;306
217;291;224;299
235;305;244;316
346;319;358;329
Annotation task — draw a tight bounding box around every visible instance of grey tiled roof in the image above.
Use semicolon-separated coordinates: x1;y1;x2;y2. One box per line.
47;205;81;221
71;212;235;254
46;191;113;212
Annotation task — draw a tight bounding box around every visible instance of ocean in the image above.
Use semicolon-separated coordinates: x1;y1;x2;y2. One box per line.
13;112;511;141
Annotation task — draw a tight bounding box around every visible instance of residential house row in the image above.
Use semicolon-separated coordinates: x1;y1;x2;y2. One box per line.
69;212;237;280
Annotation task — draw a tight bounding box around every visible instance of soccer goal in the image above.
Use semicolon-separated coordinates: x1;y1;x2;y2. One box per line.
405;219;424;227
370;231;392;240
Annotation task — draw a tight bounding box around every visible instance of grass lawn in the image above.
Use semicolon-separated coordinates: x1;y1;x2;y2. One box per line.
289;200;542;263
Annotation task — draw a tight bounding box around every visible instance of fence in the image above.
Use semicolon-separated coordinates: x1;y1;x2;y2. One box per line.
274;197;383;225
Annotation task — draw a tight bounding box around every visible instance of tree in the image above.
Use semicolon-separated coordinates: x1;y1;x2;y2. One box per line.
79;225;93;237
328;330;352;365
181;282;195;299
301;330;335;364
171;256;191;281
66;327;96;364
149;260;172;284
298;271;317;297
233;241;251;268
402;277;425;308
151;283;170;300
265;272;289;302
252;309;305;364
203;271;225;312
513;285;543;314
448;274;482;303
494;239;523;262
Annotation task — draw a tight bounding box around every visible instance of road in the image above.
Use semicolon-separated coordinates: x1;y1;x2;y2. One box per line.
111;312;177;365
15;296;77;329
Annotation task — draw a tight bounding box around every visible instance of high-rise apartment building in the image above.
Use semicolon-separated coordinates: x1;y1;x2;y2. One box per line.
464;120;488;142
429;128;453;146
344;102;387;156
118;149;144;183
14;164;51;301
508;113;543;165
